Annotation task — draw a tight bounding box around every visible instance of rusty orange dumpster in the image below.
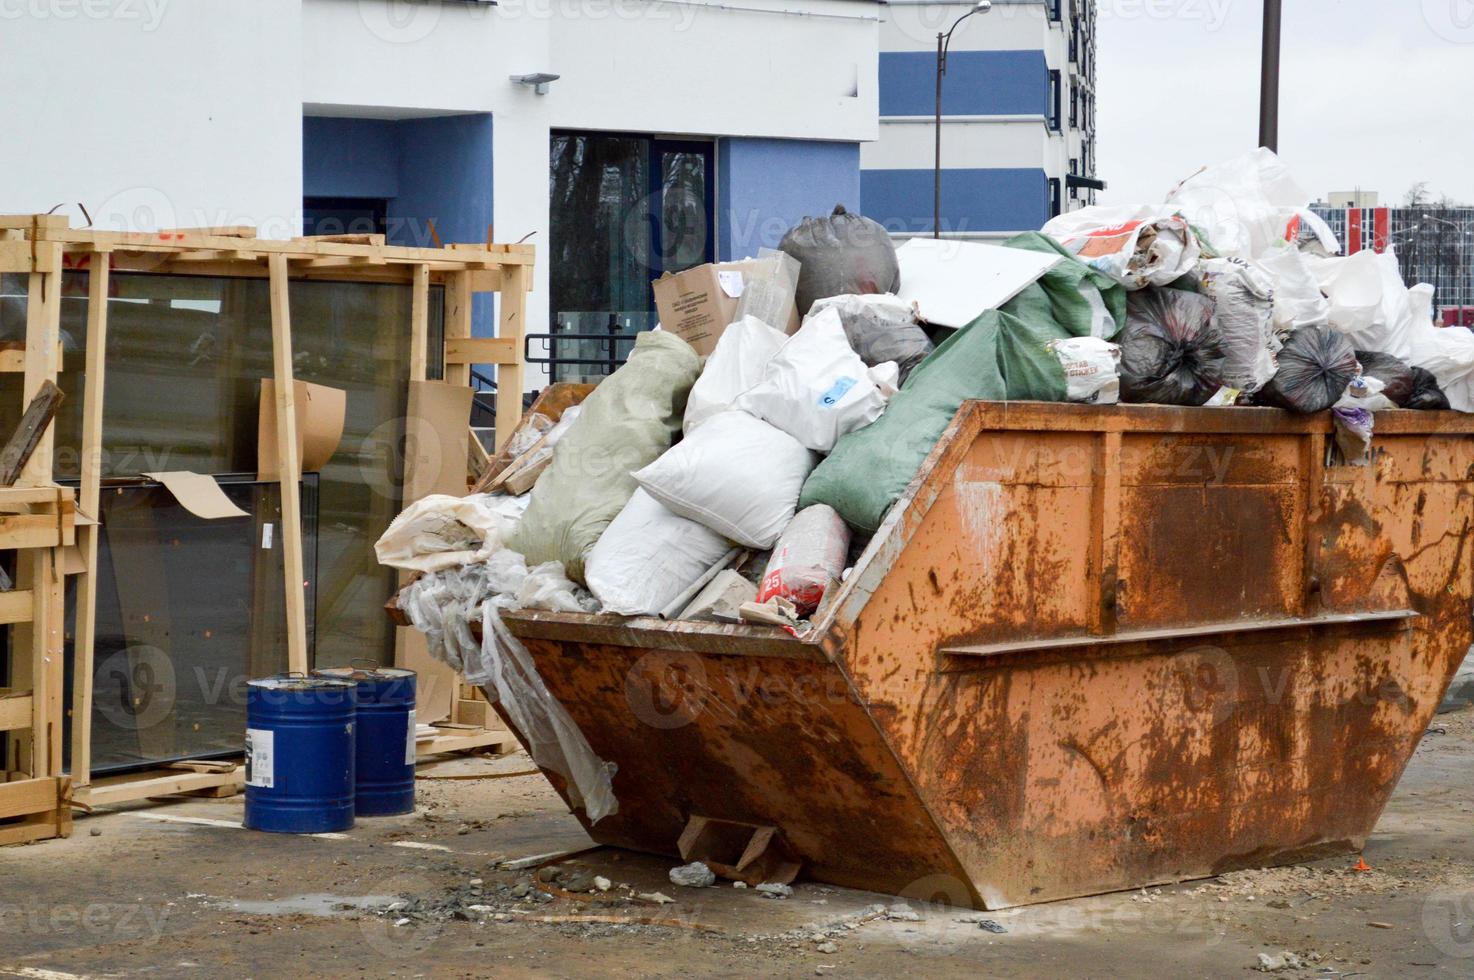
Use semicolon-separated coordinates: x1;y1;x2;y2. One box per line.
498;401;1474;908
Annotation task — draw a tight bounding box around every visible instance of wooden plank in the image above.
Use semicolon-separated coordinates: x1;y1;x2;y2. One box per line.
0;513;66;550
415;728;520;760
75;767;243;808
0;814;66;847
26;550;53;777
20;243;62;485
0;379;64;486
494;263;529;450
70;254;110;788
0;343;65;373
445;271;474;386
0;693;32;731
0;590;33;626
0;774;62;817
409;263;430;382
268;253;310;676
444;337;517;366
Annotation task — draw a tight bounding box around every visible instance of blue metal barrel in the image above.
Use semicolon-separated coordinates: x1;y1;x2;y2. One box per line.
244;676;357;833
314;666;418;816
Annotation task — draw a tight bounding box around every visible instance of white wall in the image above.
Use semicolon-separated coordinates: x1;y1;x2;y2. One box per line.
0;0;302;235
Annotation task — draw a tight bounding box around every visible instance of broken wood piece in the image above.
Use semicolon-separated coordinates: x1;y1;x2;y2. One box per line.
501;453;551;495
0;379;63;486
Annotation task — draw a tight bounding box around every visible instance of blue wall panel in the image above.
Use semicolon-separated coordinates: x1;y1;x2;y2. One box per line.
860;167;1049;235
718;138;861;261
302;118;399;199
879;50;1047;117
392;114;494;249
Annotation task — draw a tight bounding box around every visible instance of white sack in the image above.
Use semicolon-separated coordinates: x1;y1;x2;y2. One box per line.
1308;248;1415;361
633;410;817;548
1256;245;1330;332
735;307;898;452
683;315;788;434
1199;257;1279;392
586;489;732;616
1041;204;1201;289
375;493;529;573
1406;283;1474;412
1045;336;1121;404
756;504;850;616
1166;148;1311;259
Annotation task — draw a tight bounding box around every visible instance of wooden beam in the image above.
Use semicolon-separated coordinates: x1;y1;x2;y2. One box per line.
494;263;528;450
0;693;33;732
0;380;64;486
0;343;66;374
409;263;430;382
70;254;110;788
268;253;310;675
444;337;517;366
75;766;242;808
0;590;34;626
445;271;473;386
20;243;62;485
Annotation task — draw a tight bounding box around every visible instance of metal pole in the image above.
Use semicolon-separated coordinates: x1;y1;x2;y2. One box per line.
934;31;944;239
1258;0;1281;151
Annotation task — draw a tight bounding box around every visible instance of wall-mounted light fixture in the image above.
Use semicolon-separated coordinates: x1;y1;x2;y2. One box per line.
510;73;560;96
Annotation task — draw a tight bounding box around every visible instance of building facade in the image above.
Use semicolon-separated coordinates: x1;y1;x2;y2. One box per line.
1;0;880;386
863;0;1097;240
1312;203;1474;325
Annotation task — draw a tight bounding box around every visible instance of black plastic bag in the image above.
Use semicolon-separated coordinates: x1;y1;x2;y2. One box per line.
1354;350;1416;406
810;294;933;385
1255;325;1358;413
1405;366;1452;410
1118;288;1225;406
779;205;900;317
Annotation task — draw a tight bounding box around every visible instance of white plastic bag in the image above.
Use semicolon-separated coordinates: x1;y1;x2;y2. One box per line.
1256;245;1329;333
756;504;850;616
375;493;529;573
1041;205;1201;289
633;410;817;548
1166;148;1311;259
1308;248;1414;361
735;307;898;452
1044;336;1121;404
807;293;934;384
586;489;733;616
1406;283;1474;412
683;315;788;434
1199;257;1279;392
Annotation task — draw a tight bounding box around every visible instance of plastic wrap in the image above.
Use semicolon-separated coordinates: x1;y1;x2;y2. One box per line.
778;205;900;317
1118;288;1226;406
1404;283;1474;412
1165;148;1313;259
1041;205;1201;289
808;294;934;385
732;248;800;333
375;493;529;573
756;505;851;616
1199;257;1279;392
1254;325;1359;413
735;306;898;452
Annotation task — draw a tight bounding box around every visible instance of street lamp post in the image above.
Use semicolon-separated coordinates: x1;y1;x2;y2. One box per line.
934;0;992;239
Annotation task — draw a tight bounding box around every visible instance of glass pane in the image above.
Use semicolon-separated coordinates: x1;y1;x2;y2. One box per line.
63;475;319;775
660;150;710;274
0;270;439;672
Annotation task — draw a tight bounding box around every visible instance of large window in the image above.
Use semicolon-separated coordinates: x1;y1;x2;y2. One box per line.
546;132;714;381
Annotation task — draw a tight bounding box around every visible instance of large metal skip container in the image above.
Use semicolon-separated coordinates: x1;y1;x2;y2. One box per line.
498;402;1474;908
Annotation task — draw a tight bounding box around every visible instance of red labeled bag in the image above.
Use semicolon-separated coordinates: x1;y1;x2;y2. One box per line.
756;505;851;616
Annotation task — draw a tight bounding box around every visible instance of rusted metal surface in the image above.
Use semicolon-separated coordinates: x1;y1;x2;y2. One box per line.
500;402;1474;908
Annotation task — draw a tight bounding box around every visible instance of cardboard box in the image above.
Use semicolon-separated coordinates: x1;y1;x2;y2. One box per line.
653;260;800;356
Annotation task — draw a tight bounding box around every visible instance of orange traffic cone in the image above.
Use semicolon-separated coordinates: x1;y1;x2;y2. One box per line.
1352;856;1372;872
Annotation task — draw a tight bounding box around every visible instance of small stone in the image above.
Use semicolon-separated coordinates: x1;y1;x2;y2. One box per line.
89;827;102;837
816;941;838;954
562;871;596;893
1367;921;1393;930
669;862;717;888
733;881;748;889
594;876;612;892
885;903;921;922
1267;900;1291;910
1256;951;1303;972
510;882;531;898
977;919;1007;935
535;867;560;883
637;891;676;905
469;878;483;886
756;883;793;900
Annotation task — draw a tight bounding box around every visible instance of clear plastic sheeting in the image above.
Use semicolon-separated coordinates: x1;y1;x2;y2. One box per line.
375;493;529;573
397;549;617;823
1199;257;1279;393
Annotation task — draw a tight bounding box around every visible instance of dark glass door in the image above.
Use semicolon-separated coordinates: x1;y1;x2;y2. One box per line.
547;133;714;382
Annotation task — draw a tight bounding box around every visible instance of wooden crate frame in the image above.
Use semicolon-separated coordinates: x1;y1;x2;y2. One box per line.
0;215;528;816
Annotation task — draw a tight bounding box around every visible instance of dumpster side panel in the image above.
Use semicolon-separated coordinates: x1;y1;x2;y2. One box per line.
506;628;974;898
835;405;1474;907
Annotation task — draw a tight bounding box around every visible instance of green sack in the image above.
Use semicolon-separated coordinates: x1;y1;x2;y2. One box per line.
799;239;1128;533
510;330;700;584
797;311;1007;534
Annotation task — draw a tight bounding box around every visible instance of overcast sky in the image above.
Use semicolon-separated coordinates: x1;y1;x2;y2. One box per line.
1096;0;1474;207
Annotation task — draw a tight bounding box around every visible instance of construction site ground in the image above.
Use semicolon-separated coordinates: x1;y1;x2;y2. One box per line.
3;702;1472;979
